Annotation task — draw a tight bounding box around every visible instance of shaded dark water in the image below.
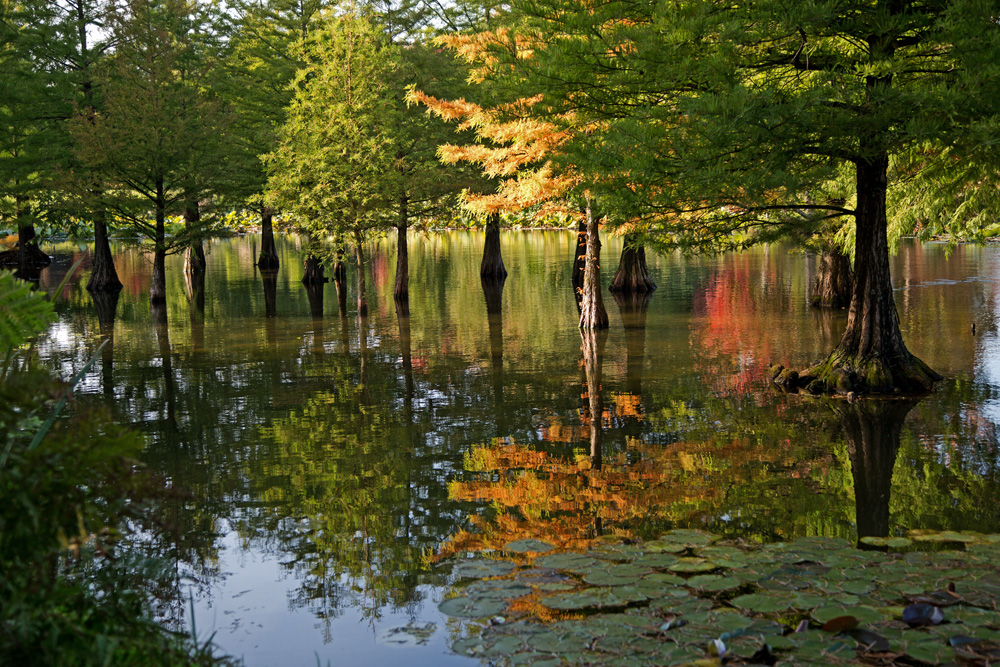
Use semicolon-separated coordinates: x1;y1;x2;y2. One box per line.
34;232;1000;665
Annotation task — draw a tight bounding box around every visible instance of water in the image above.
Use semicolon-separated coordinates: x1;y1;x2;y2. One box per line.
33;232;1000;665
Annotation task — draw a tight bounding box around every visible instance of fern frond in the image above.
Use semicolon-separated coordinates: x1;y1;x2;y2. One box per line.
0;271;56;349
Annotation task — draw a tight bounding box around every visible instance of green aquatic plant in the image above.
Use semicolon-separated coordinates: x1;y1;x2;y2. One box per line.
440;530;1000;666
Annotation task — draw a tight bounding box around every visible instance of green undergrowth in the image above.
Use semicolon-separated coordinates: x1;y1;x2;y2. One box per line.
440;530;1000;666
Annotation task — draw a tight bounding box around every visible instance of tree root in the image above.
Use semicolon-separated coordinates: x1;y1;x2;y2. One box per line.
771;351;942;397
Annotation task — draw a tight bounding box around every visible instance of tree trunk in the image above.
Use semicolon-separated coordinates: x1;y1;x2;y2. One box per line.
394;196;409;308
15;201;49;269
354;231;368;317
257;206;279;270
811;248;853;309
334;272;348;317
150;189;167;305
184;196;206;274
571;218;587;289
480;211;507;279
87;208;122;292
579;203;609;330
800;155;940;394
838;400;915;539
302;255;326;284
609;233;656;293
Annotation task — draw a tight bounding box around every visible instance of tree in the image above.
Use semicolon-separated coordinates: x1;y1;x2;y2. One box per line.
71;0;228;305
408;89;611;327
265;10;399;317
220;0;337;271
469;0;1000;393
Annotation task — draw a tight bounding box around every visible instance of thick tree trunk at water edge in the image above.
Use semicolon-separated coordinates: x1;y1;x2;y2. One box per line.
87;212;122;292
15;221;50;268
257;207;279;270
811;249;852;309
609;233;656;293
579;204;609;330
481;212;507;280
776;155;940;395
354;232;368;317
302;256;326;284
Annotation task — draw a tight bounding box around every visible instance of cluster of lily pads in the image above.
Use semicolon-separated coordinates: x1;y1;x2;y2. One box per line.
439;530;1000;666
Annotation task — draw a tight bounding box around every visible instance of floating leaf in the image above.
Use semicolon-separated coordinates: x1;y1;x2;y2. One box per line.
505;539;555;553
527;631;589;653
439;596;507;618
534;553;595;571
452;559;518;579
668;558;717;573
821;616;859;633
465;579;532;600
685;574;741;591
860;536;913;548
813;605;883;624
731;593;793;613
905;640;952;664
848;629;891;652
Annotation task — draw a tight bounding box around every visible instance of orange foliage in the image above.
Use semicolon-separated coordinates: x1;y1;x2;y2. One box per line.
406;89;580;216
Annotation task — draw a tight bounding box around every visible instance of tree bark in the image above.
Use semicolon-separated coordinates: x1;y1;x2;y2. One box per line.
302;255;326;284
480;211;507;279
150;185;167;305
797;154;940;394
15;200;49;269
395;195;409;308
87;207;122;292
571;218;587;289
609;233;656;293
184;196;206;274
811;248;853;309
354;230;368;317
579;202;609;330
257;206;279;270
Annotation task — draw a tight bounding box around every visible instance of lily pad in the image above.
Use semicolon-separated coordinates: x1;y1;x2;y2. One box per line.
685;574;741;591
452;559;517;579
505;539;555;553
534;553;596;572
860;536;913;549
465;579;532;600
668;557;717;573
439;596;508;618
813;605;883;624
731;593;794;613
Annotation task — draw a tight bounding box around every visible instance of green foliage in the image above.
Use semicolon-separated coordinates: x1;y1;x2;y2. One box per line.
0;254;231;665
265;9;401;256
0;269;55;350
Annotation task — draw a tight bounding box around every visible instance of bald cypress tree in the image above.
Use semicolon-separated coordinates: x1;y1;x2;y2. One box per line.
476;0;1000;393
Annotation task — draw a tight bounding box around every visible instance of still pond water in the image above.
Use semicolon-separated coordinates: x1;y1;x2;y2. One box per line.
34;231;1000;665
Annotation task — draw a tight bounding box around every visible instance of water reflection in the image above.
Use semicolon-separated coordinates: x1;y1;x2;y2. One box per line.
839;399;918;539
28;234;1000;664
